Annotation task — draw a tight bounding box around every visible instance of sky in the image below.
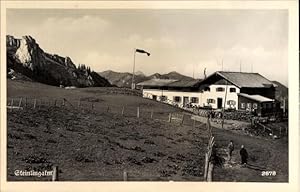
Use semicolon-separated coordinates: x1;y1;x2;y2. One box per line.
7;9;288;86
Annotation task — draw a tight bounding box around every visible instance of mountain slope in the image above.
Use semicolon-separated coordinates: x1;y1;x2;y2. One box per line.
7;35;111;87
98;70;149;88
160;71;194;81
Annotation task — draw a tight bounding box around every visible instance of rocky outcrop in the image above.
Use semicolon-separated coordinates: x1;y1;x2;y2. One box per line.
7;35;111;87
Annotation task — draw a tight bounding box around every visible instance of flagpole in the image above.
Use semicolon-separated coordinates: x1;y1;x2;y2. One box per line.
221;80;228;129
131;49;136;89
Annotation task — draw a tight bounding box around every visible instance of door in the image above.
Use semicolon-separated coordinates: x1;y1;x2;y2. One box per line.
183;97;189;107
152;95;157;100
217;98;223;109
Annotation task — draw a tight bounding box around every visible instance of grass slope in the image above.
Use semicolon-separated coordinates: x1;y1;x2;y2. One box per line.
7;80;288;181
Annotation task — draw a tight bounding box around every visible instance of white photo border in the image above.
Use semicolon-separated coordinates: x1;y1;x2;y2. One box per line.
0;1;299;192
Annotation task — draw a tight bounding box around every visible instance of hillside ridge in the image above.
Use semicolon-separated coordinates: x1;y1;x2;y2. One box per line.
7;35;111;87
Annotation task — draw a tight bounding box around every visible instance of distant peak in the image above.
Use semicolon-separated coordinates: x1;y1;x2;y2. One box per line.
167;71;179;74
135;71;145;76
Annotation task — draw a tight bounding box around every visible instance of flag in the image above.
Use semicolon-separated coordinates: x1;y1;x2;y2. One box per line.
135;48;150;56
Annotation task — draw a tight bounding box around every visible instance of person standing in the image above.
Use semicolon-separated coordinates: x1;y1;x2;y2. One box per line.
227;140;234;162
240;145;248;165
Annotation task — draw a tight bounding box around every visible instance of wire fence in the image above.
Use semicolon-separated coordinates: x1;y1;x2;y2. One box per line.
7;96;287;137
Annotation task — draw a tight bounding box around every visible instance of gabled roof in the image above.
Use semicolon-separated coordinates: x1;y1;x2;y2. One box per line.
201;71;277;88
238;93;274;103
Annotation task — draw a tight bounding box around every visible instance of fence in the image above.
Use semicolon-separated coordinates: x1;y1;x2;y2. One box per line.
203;117;215;181
8;96;216;181
255;122;288;138
8;97;198;124
142;93;288;138
191;115;216;181
143;92;287;123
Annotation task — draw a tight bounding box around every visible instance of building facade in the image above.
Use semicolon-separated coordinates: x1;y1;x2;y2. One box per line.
138;71;280;116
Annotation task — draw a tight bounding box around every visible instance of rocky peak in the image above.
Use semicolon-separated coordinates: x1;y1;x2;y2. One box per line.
13;35;44;70
65;57;76;69
6;35;20;48
7;35;111;87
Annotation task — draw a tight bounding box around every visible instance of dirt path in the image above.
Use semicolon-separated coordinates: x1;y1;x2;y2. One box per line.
212;128;288;182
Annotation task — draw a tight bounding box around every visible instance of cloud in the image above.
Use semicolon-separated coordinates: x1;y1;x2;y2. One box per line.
42;15;111;34
7;9;288;86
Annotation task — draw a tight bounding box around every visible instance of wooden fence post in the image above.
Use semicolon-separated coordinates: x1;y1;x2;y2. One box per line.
78;99;81;108
91;102;94;110
204;152;209;180
137;107;140;118
207;162;214;182
123;171;128;181
10;98;14;112
52;166;58;181
18;98;23;109
150;110;154;119
121;106;125;116
181;114;185;125
207;117;212;138
279;127;282;136
54;99;57;107
107;106;110;112
62;99;65;107
168;113;172;123
33;99;36;109
193;118;196;128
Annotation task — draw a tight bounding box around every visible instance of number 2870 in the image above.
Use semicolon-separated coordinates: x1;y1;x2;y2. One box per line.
261;171;276;176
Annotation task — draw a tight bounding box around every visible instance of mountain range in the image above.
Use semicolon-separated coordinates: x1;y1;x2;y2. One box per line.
98;70;195;88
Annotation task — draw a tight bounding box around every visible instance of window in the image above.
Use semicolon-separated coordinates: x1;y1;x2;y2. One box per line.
241;103;245;109
253;103;258;109
267;103;272;108
229;88;236;93
207;99;215;104
160;96;167;102
174;96;181;103
264;103;269;108
204;87;210;92
247;103;252;109
216;87;225;92
191;97;199;103
227;100;236;105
